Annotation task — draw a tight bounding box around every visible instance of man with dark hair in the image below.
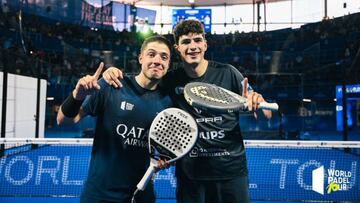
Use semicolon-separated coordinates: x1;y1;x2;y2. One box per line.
169;19;271;203
103;20;272;203
57;35;173;203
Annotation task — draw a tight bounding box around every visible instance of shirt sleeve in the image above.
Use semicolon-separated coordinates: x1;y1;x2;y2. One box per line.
81;78;108;116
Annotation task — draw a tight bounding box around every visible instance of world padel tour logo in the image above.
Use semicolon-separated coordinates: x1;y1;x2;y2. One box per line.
312;166;352;195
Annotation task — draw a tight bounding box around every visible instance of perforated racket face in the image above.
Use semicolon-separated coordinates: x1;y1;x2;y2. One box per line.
149;108;198;162
184;82;247;112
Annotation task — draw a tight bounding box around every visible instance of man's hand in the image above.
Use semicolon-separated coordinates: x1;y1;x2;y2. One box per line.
242;78;272;119
154;159;172;172
102;67;123;88
73;62;104;100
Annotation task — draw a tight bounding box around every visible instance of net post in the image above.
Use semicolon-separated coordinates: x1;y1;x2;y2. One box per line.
344;147;352;153
31;143;39;150
0;144;4;157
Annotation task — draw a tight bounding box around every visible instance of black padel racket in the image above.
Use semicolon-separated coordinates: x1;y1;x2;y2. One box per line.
184;82;278;113
132;108;198;201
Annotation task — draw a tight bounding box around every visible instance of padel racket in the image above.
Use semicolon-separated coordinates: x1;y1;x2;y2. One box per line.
184;82;278;113
132;108;198;200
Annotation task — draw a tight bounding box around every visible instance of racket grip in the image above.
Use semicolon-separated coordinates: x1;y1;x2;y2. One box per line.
258;102;279;111
136;161;157;191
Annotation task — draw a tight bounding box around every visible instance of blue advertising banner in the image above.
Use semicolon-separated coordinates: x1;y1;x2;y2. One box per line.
246;147;359;201
172;9;212;33
0;145;359;201
0;145;90;196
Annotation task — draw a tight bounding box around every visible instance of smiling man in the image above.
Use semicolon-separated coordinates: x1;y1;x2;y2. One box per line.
166;19;266;203
57;35;173;203
102;20;273;203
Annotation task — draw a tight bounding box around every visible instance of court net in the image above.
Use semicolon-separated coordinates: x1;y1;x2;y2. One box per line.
0;138;359;202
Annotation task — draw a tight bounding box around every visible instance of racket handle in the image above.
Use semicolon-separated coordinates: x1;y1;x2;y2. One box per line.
258;102;279;111
136;160;157;191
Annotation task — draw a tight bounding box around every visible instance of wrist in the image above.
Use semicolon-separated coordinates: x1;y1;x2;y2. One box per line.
61;93;84;118
72;89;84;101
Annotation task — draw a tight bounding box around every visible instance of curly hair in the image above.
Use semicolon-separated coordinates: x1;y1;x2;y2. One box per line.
173;20;205;44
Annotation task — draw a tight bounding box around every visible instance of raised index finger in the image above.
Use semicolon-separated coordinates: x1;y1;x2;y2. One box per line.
93;62;105;79
242;77;248;97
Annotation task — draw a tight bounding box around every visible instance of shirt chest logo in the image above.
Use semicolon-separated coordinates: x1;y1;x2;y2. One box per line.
120;101;134;111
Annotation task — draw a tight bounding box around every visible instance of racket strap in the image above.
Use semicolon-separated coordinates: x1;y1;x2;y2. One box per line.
175;86;184;95
131;189;139;203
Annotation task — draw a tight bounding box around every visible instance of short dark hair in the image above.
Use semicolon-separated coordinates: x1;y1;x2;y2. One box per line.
140;35;172;55
173;20;205;44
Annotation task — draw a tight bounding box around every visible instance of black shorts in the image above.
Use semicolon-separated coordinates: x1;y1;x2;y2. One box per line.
80;185;155;203
177;175;250;203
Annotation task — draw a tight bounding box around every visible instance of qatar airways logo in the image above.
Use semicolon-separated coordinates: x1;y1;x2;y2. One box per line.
116;124;147;147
